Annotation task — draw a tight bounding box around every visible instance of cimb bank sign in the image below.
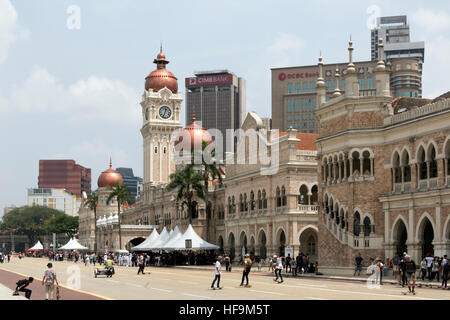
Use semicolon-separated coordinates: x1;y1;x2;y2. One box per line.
185;74;233;87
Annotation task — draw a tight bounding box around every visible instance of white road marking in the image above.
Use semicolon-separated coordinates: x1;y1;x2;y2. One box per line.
150;287;172;293
105;279;120;284
305;297;329;300
182;293;211;299
126;283;143;288
249;289;287;296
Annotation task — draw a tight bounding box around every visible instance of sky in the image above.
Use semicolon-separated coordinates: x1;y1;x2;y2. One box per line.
0;0;449;213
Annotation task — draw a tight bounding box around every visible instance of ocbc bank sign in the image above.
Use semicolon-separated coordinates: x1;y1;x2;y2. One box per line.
278;72;319;81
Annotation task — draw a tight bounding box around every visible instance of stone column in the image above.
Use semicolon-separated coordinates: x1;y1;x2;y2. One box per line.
411;162;417;190
437;157;445;186
370;157;374;177
349;157;353;180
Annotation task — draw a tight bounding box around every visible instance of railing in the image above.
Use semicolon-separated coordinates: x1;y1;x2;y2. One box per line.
389;98;450;125
297;204;319;213
429;177;438;188
296;150;318;161
359;89;376;97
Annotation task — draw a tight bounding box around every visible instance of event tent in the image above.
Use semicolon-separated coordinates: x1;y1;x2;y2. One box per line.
59;238;88;251
27;240;44;251
175;224;220;251
130;228;160;251
160;226;183;250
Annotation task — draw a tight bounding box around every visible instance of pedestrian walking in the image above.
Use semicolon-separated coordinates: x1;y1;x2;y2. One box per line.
224;255;230;272
442;258;449;289
291;257;297;276
285;254;291;273
354;253;363;276
211;256;223;290
42;263;59;300
137;254;146;275
425;253;434;280
240;254;252;287
13;277;34;299
399;256;407;287
431;257;440;282
375;257;384;285
419;258;427;281
273;255;284;283
403;255;417;295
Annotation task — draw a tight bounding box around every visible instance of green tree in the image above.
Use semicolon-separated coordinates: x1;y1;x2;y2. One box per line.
44;214;79;238
84;192;99;252
0;205;68;245
166;165;205;225
106;180;132;251
190;140;223;241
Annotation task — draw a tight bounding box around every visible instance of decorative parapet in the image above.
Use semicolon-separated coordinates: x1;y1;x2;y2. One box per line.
296;150;317;161
384;98;450;126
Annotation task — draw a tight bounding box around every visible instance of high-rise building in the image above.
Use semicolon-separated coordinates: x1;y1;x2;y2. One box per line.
38;160;91;197
116;168;143;202
27;188;81;216
370;15;424;96
185;70;246;153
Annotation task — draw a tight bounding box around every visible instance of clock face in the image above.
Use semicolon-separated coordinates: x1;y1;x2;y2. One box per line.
159;106;172;119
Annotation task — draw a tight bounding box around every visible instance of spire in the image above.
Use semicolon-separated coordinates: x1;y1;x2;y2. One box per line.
376;37;386;71
347;35;356;74
160;42;163;54
316;51;325;87
192;107;196;122
109;157;112;168
332;66;342;98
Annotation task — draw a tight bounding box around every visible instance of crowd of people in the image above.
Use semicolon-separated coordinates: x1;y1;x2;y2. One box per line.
354;252;449;292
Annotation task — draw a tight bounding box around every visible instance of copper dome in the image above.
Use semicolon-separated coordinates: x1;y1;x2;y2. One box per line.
145;46;178;93
97;160;124;188
176;114;212;149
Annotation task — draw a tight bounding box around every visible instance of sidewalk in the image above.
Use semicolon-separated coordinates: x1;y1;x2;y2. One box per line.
0;284;27;300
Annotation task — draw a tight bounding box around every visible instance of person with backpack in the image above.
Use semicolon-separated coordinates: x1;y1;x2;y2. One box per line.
13;277;34;299
42;263;59;300
240;254;252;287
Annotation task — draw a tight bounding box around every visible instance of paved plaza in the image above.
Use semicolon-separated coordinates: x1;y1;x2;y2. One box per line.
0;256;448;300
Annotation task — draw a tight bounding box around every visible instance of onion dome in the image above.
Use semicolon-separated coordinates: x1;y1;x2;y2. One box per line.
112;214;119;224
107;212;113;224
176;113;212;149
97;159;124;188
145;44;178;93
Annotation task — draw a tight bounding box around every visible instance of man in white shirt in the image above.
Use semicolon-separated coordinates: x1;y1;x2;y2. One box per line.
273;255;284;283
211;256;223;290
425;254;434;280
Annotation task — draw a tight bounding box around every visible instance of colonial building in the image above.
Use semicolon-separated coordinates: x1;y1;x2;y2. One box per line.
316;37;450;270
217;112;319;260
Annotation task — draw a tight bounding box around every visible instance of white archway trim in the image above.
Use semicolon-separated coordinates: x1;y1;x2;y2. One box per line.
442;215;450;241
297;224;319;242
391;215;409;243
415;212;437;242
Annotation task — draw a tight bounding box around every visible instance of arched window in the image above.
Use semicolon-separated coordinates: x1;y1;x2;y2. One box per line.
232;196;236;213
393;152;401;183
276;187;281;207
363;217;371;237
262;189;267;209
330;198;334;219
239;194;244;212
340;209;345;229
335;204;340;224
281;186;287;206
429;145;438;178
298;185;308;204
257;190;262;209
402;151;411;182
311;185;318;205
353;211;361;236
145;107;149;121
324;194;329;214
227;197;232;214
418;147;427;180
352;151;360;176
250;191;255;211
244;193;248;211
324;159;329;181
362;150;371;176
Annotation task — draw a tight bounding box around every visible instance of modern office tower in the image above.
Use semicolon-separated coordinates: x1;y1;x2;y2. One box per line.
116;167;143;202
38;160;91;197
370;15;424;96
185;70;246;153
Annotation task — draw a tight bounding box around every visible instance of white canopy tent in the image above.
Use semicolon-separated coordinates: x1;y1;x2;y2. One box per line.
174;224;220;251
160;226;183;251
27;240;44;251
130;228;160;251
59;238;88;251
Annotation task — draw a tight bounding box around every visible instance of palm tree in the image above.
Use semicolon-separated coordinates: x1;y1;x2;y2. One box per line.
189;140;223;241
106;181;132;251
84;192;98;253
166;166;205;224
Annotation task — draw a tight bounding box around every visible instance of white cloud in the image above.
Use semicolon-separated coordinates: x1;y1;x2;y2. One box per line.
0;0;28;64
266;33;305;68
2;65;141;125
409;8;450;99
410;8;450;34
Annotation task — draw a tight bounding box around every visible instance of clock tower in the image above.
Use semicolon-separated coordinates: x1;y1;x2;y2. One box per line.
140;46;182;200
